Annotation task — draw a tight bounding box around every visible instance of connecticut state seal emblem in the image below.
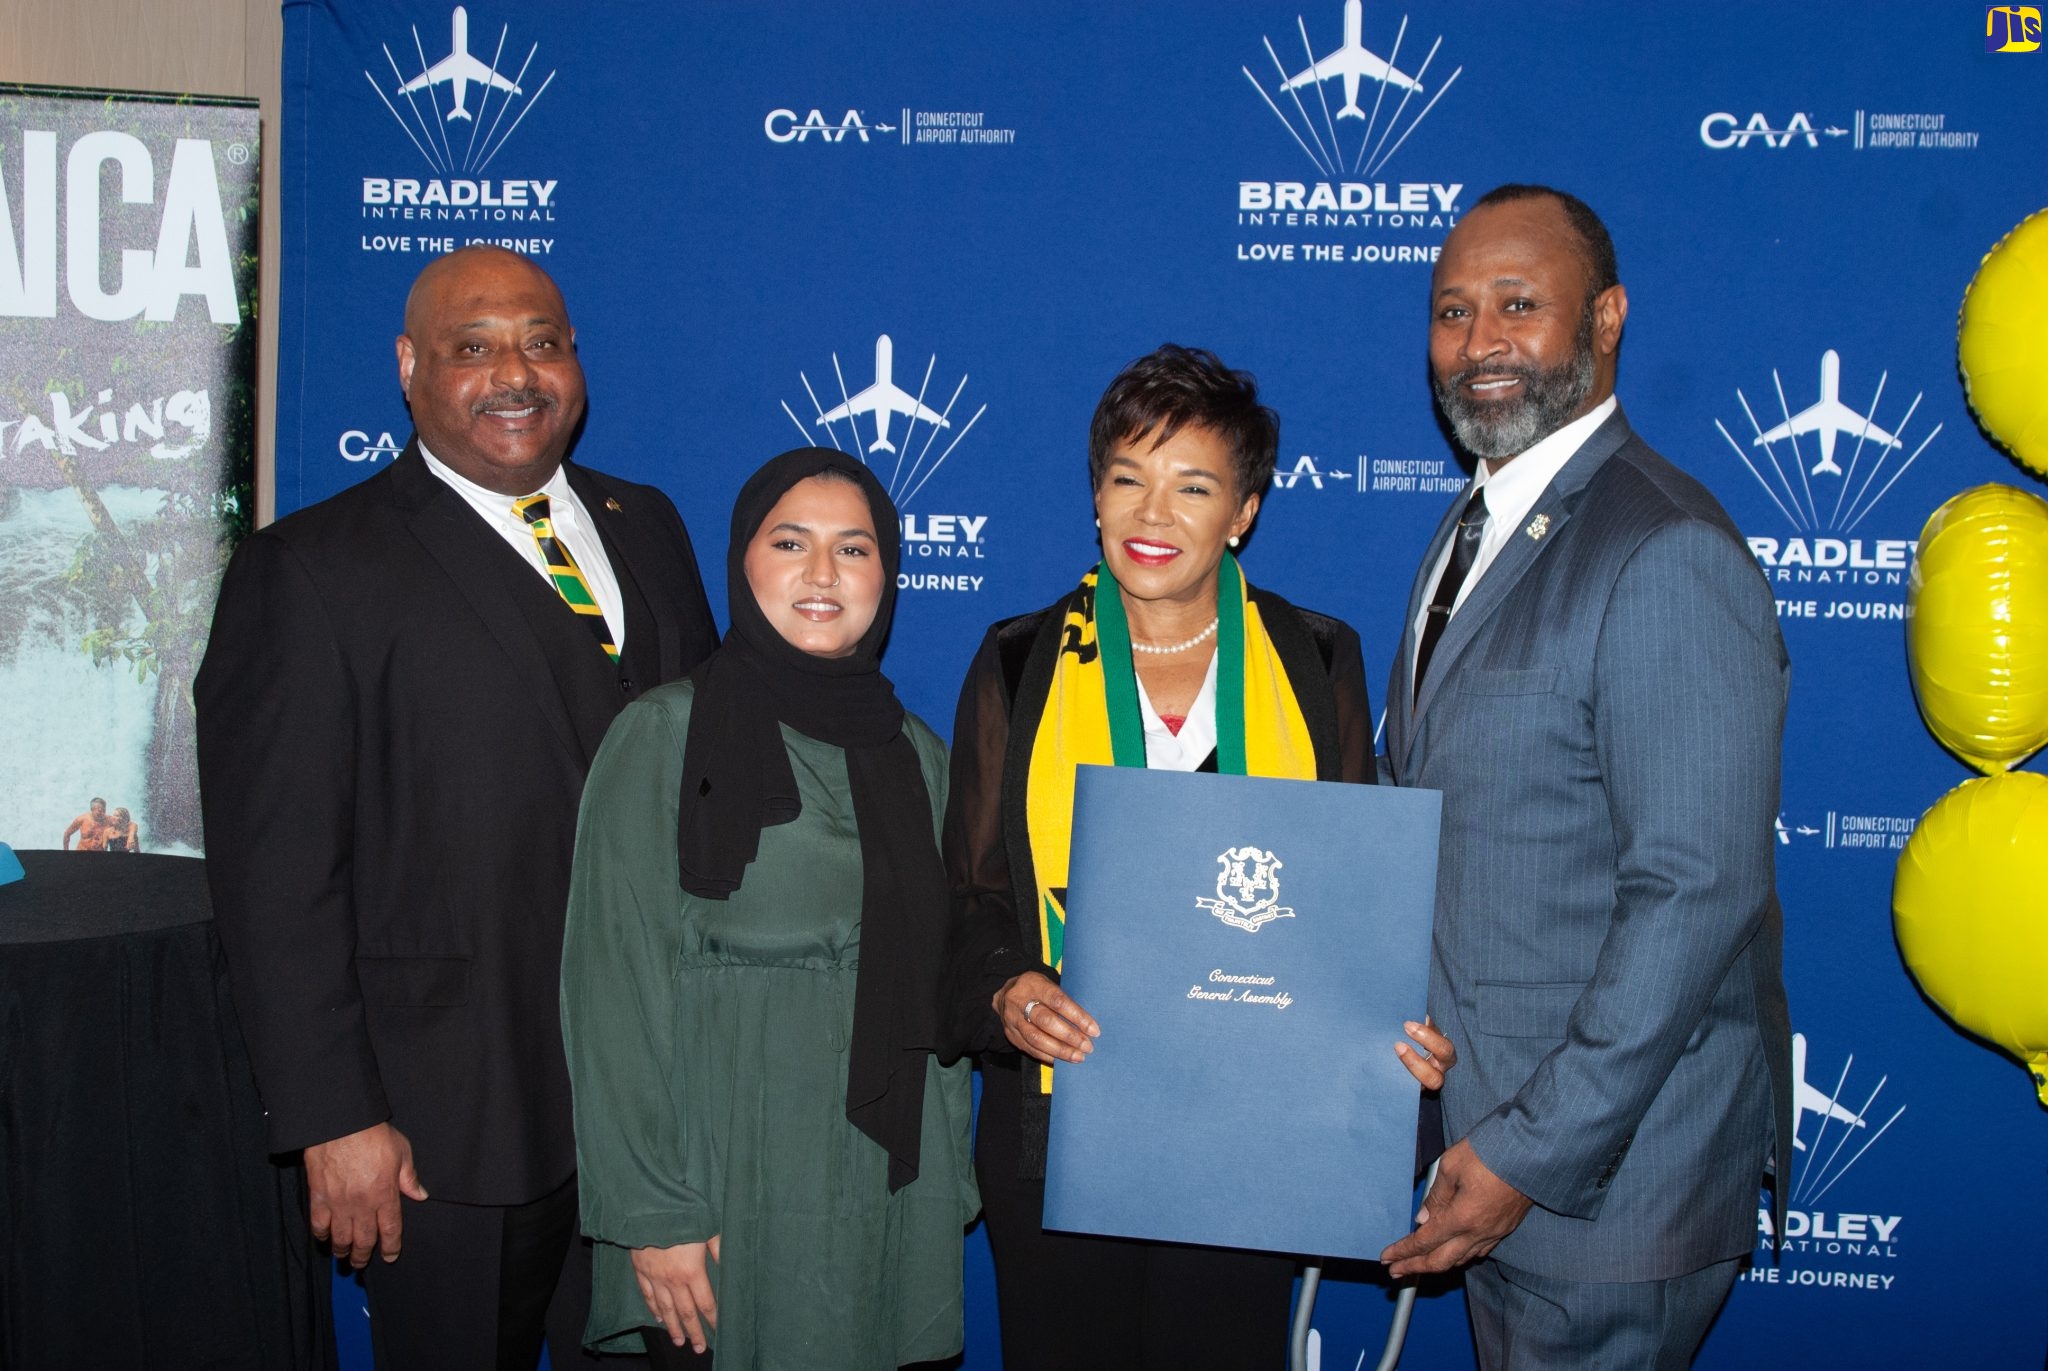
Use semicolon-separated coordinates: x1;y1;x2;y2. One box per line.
1195;845;1296;932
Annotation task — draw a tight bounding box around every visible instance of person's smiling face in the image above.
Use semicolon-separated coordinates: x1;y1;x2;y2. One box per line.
1428;195;1626;464
742;474;884;658
395;248;587;495
1093;423;1258;609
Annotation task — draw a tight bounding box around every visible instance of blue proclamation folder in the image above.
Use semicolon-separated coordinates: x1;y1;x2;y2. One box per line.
1044;766;1441;1261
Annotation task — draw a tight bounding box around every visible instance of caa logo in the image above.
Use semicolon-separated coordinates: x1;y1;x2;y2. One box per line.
763;109;898;144
1698;112;1848;149
1987;5;2043;51
1271;455;1350;490
340;430;406;463
1775;814;1822;845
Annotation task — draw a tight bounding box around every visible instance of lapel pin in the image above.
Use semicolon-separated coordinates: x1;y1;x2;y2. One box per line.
604;497;623;513
1526;513;1550;541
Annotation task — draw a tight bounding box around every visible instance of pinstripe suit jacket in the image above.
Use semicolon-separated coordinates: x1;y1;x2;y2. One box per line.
1383;407;1794;1282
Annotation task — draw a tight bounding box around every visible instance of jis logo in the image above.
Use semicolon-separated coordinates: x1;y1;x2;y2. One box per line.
1196;846;1297;932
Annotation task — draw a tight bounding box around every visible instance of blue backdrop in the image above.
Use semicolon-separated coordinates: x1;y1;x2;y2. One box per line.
279;3;2048;1365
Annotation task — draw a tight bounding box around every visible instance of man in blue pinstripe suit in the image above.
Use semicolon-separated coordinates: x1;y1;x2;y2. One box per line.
1378;185;1794;1369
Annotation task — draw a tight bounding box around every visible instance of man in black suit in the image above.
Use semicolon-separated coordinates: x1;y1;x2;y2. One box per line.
196;246;718;1370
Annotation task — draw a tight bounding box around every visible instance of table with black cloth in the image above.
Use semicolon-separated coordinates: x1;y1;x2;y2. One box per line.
0;850;332;1370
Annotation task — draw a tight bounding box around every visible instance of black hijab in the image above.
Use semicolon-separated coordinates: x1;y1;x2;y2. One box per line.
676;446;945;1191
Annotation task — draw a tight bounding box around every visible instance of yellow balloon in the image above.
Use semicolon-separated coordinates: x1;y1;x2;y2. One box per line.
1959;207;2048;475
1907;484;2048;772
1894;772;2048;1105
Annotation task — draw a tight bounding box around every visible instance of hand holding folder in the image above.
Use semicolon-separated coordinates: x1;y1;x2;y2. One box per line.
1043;766;1445;1261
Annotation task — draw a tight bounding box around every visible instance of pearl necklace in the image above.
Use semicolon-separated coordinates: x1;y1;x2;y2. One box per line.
1130;617;1219;655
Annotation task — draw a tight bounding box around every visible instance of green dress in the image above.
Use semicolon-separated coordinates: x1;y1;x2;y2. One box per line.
560;679;978;1369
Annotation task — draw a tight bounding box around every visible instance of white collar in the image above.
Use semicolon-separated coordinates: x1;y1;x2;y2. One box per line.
1471;393;1618;529
417;440;573;513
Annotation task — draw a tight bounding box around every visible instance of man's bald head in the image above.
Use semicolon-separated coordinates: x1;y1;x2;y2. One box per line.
401;245;567;338
395;247;587;496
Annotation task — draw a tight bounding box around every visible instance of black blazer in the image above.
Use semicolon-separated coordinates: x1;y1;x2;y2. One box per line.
196;442;717;1205
940;583;1374;1177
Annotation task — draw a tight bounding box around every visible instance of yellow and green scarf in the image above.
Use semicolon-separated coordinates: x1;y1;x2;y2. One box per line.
1023;554;1318;1089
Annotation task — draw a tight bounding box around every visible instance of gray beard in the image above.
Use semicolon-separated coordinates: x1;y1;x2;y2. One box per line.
1433;314;1598;462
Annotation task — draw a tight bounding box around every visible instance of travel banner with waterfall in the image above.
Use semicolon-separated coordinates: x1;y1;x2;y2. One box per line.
0;85;259;856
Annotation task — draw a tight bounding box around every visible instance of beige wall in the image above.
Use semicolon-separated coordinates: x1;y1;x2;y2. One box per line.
1;0;285;524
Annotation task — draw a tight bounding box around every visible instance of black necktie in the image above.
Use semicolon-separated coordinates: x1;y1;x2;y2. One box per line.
1414;487;1489;700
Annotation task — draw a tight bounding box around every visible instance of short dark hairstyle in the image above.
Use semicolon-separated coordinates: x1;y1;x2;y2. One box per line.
1087;345;1278;502
1471;184;1620;298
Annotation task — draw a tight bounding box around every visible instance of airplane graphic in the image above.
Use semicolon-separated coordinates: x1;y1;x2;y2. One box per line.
1791;1032;1867;1151
815;335;951;455
1752;350;1902;478
397;7;520;122
1281;0;1421;118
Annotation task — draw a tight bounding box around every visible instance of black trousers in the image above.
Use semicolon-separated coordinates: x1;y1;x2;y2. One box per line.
358;1175;646;1371
975;1060;1297;1371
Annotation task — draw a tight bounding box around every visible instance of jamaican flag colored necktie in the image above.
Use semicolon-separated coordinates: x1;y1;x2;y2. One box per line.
512;494;618;661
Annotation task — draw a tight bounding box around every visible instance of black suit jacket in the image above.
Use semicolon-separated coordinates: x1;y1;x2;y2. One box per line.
196;442;717;1205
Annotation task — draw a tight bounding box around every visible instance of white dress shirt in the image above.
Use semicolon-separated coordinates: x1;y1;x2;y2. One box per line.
1411;394;1617;678
419;443;627;652
1137;650;1219;771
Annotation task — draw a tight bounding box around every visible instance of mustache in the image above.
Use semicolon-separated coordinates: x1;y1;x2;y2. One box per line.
471;388;556;416
1445;364;1536;388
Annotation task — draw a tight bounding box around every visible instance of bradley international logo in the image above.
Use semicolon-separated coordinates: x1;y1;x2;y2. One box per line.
1988;5;2043;50
779;335;991;594
1195;846;1296;932
365;6;553;173
1713;348;1939;624
1243;0;1462;179
1748;1030;1907;1293
356;6;562;258
1235;0;1465;268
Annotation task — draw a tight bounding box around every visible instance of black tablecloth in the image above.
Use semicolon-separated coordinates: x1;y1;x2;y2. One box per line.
0;850;333;1370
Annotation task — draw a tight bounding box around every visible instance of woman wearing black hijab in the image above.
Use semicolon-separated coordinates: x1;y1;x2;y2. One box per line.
561;448;976;1369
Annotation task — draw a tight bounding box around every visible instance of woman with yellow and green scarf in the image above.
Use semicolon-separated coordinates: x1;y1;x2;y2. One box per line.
943;345;1455;1369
